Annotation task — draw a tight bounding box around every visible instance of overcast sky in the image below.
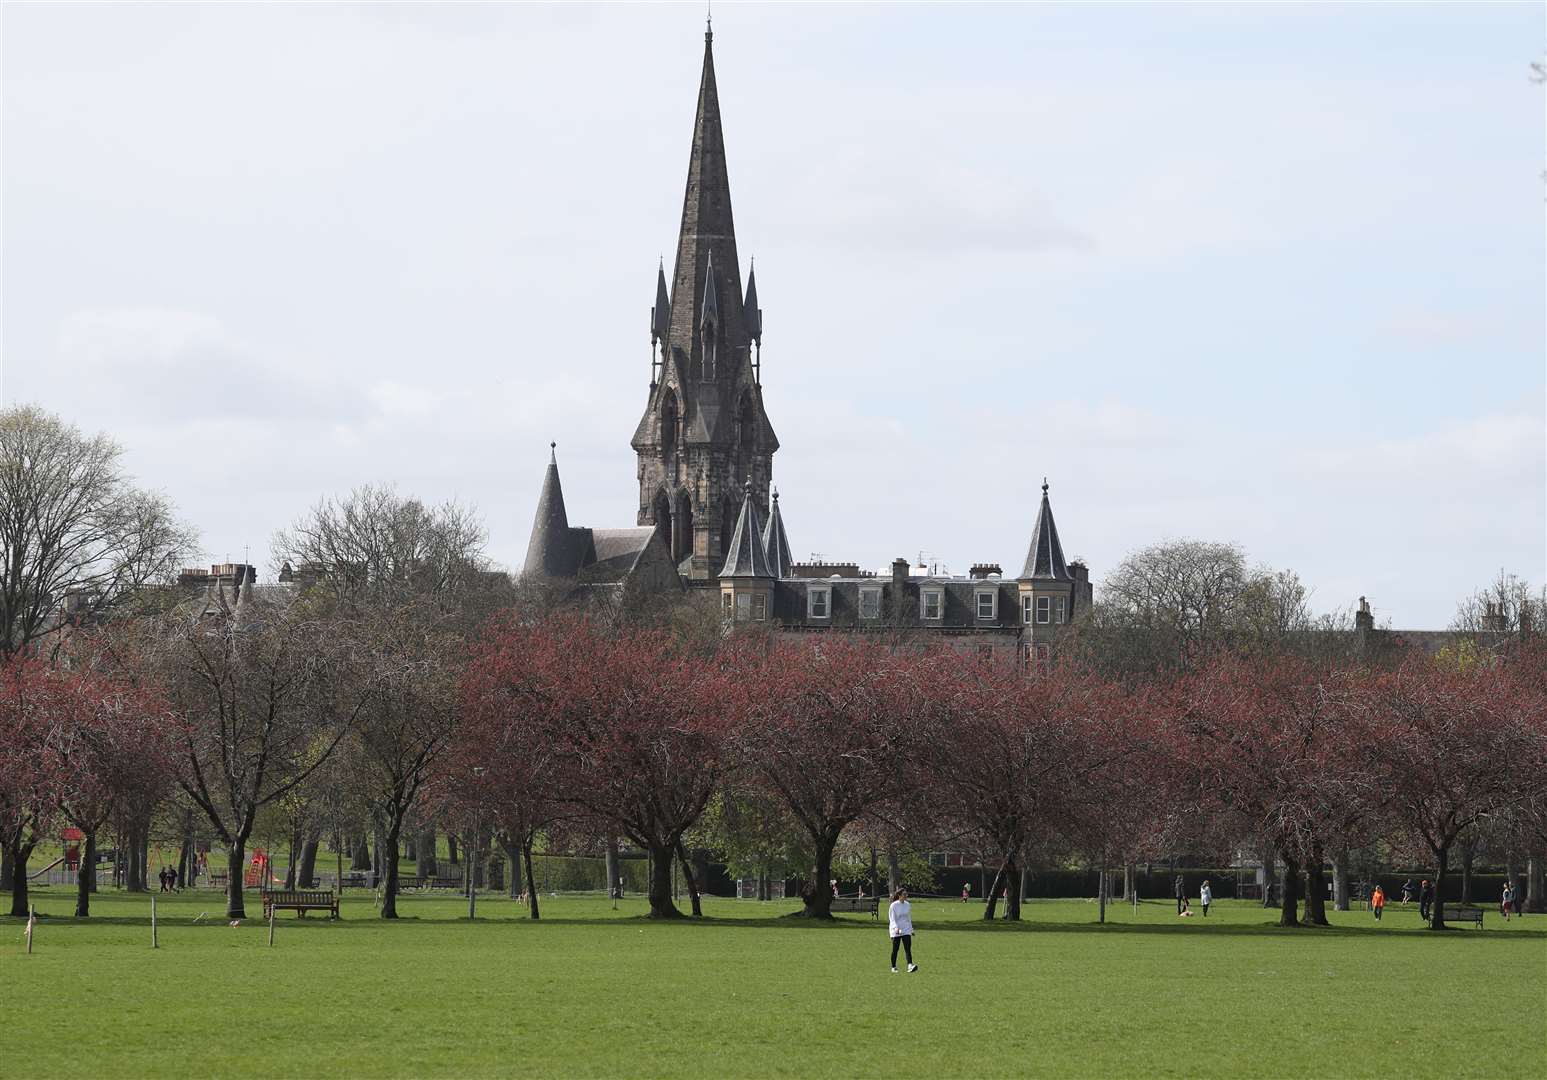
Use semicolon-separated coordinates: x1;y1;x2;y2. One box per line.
3;2;1543;629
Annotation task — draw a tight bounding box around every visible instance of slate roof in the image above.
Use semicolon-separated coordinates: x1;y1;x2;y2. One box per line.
761;489;793;578
720;483;774;578
524;446;587;578
1020;481;1072;581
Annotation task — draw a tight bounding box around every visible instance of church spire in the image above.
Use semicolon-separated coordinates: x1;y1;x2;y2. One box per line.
666;23;746;367
1020;479;1072;581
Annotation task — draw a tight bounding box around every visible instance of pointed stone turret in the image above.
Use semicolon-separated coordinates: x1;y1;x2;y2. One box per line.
524;443;580;578
719;479;775;621
761;487;792;578
719;479;773;579
651;260;671;345
744;261;761;345
1020;480;1072;581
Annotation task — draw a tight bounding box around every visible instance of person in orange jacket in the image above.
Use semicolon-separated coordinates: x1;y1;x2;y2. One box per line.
1371;884;1386;921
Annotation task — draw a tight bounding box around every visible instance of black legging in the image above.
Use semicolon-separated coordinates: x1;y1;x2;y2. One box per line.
890;934;913;966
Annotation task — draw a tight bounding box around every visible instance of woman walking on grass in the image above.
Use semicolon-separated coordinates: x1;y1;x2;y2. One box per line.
889;888;918;973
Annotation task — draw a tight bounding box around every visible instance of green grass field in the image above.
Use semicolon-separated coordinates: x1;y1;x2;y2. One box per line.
3;888;1543;1078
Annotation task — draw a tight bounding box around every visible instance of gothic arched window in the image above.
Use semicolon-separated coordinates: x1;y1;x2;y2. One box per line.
661;395;679;455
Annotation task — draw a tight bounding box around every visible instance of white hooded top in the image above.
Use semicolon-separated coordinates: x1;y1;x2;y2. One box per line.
888;899;913;938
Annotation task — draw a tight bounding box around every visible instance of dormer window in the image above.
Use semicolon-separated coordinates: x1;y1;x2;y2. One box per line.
859;587;881;620
921;589;943;620
807;586;831;620
975;590;997;621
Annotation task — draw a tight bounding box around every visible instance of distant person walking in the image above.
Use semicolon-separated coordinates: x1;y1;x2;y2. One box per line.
1400;878;1413;907
1418;879;1433;922
1200;880;1212;918
888;888;918;974
1501;880;1515;921
1174;874;1185;916
1371;884;1386;921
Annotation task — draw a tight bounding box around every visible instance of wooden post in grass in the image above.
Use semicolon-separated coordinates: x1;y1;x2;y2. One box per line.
151;895;158;949
25;905;35;954
268;907;275;947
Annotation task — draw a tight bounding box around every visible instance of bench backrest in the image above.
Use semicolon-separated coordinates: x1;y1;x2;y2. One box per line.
263;890;334;903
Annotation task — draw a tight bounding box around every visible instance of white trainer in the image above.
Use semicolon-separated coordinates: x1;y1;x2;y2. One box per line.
890;966;898;974
907;963;919;973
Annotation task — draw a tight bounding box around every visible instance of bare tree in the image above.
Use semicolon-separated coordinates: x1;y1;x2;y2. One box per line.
272;484;496;622
1072;539;1325;676
273;486;497;917
0;405;196;659
127;588;375;918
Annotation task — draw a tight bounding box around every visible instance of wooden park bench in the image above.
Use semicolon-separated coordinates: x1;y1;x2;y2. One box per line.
261;888;340;919
1440;904;1484;929
403;876;464;891
830;896;879;918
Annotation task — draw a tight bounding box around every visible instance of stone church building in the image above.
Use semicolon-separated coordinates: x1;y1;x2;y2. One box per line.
522;25;1090;660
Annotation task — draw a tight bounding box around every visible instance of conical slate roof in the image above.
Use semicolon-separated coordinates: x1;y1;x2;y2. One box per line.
524;445;580;578
719;481;773;579
761;488;792;578
1020;481;1073;581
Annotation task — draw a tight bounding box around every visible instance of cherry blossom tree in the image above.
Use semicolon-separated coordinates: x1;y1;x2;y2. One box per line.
472;615;735;919
0;659;65;916
737;640;936;919
1357;657;1543;929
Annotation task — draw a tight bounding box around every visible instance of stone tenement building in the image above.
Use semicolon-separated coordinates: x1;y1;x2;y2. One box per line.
522;25;1091;660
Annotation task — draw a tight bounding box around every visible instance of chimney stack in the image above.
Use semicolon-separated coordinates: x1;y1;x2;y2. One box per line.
1355;596;1374;633
892;558;909;591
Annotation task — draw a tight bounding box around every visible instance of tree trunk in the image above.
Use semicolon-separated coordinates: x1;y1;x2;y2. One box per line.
1261;843;1277;908
75;832;97;917
447;834;459;865
675;841;702;917
380;818;403;919
488;852;505;894
1122;862;1134;902
982;862;1007;921
605;840;620;900
226;841;247;920
0;845;12;892
1004;856;1021;920
1278;855;1300;927
6;841;33;916
886;848;901;896
284;828;299;890
1098;864;1108;924
351;832;371;872
500;840;519;899
126;826;145;892
419;829;438;878
1458;842;1474;905
297;834;319;889
1527;855;1545;914
799;832;839;919
522;842;540;919
1332;850;1350;911
11;846;33;915
1429;846;1451;930
176;834;191;890
1302;850;1328;926
647;842;683;919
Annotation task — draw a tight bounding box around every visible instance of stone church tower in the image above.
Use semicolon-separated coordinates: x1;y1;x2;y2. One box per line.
631;25;779;582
